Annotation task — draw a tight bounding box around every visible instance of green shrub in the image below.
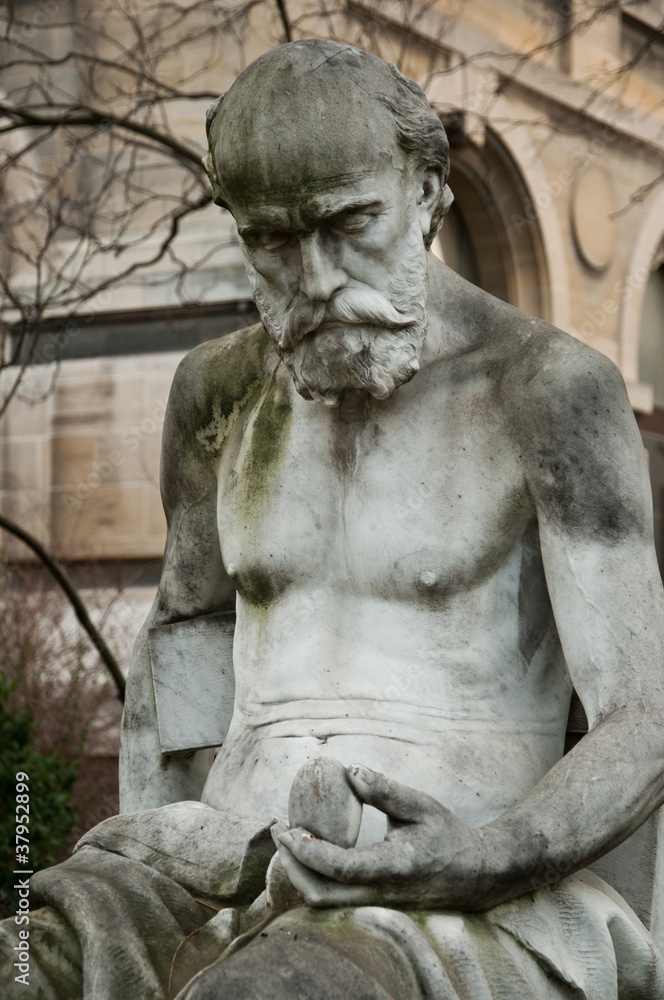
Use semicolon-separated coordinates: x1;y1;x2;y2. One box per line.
0;555;119;919
0;672;78;919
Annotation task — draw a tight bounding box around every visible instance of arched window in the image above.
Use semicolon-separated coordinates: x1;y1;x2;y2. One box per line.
431;129;548;321
433;200;481;289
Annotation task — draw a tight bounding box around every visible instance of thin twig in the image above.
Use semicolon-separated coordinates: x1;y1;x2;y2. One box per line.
168;928;201;997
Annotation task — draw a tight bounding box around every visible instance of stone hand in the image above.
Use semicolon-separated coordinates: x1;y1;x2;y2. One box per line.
273;764;488;909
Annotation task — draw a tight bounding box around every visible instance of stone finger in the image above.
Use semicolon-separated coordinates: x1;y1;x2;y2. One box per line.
346;764;433;821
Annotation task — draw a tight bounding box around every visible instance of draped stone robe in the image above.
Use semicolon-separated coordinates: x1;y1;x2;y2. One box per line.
2;800;663;1000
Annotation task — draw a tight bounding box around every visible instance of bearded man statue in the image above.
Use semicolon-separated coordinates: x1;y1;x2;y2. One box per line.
2;39;664;1000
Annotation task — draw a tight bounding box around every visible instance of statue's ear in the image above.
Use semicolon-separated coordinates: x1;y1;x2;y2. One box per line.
205;94;226;143
415;166;454;249
416;168;443;238
203;94;229;207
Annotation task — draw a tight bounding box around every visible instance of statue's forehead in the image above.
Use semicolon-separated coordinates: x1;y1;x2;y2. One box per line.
215;70;403;209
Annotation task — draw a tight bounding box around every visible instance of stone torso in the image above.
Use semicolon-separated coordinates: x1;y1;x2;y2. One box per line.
200;340;574;840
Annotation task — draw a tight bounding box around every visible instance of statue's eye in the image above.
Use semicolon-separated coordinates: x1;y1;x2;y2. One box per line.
242;230;293;253
331;213;374;235
255;231;292;252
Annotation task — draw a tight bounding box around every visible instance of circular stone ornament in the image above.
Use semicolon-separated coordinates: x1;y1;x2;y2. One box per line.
572;165;617;272
288;757;363;848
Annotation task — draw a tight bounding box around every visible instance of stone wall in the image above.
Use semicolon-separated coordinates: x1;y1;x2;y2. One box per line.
0;352;184;561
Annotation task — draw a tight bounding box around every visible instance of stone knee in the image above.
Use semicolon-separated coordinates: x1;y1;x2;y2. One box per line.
175;924;399;1000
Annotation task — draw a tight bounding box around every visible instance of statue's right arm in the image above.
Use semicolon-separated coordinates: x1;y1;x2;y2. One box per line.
119;336;248;812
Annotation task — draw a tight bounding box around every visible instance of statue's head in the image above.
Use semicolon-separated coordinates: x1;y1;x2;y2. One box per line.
204;40;453;406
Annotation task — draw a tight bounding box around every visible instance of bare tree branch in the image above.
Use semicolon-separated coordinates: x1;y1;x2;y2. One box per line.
0;512;125;700
0;104;205;169
275;0;293;42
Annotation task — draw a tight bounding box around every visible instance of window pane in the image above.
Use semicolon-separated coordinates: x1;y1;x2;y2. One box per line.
434;202;482;288
638;266;664;408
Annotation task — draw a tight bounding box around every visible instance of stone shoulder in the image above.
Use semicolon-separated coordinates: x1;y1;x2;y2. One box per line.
160;324;274;508
497;317;629;448
495;314;647;541
168;322;272;420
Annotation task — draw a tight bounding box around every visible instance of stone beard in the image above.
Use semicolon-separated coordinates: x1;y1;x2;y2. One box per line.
241;206;429;407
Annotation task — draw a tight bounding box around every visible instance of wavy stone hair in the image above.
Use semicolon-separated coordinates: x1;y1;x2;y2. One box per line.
376;63;454;247
203;46;454;249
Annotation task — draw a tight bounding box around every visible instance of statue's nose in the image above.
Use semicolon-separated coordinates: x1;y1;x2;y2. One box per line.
298;232;347;302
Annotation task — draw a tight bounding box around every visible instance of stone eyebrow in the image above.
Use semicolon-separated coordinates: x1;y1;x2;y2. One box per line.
237;212;287;238
237;196;384;239
306;195;384;222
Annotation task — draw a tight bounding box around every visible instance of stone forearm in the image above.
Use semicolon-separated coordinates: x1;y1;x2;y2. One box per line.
478;706;664;909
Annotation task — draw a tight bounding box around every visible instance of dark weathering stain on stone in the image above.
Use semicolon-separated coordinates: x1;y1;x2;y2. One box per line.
534;436;643;543
517;529;552;666
235;563;293;611
525;365;647;545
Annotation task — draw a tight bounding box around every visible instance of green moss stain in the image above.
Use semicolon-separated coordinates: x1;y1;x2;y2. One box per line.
239;566;282;612
230;365;293;616
178;324;273;469
238;363;292;517
196;386;255;455
173;325;293;618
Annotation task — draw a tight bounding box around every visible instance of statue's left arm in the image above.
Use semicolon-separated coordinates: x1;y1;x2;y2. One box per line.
481;336;664;905
276;333;664;911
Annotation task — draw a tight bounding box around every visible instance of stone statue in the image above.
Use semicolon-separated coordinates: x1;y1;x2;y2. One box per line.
3;38;664;1000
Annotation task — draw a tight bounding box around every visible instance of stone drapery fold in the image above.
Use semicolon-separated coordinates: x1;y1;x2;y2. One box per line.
1;801;662;999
